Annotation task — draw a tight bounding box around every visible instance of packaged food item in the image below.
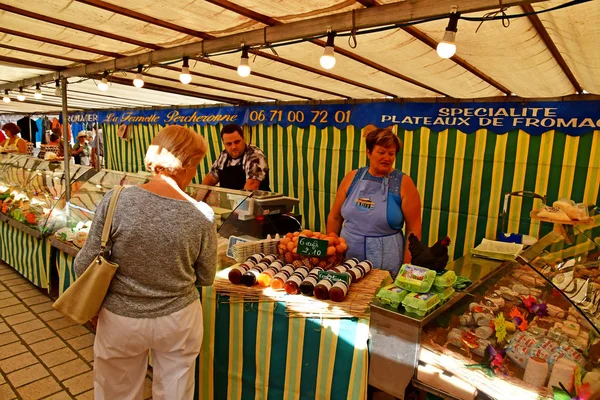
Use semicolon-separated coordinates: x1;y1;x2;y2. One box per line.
523;357;549;387
402;292;440;316
299;267;324;296
512;283;529;295
432;285;455;304
474;326;494;340
433;269;457;289
547;358;576;392
348;261;372;282
376;284;409;308
270;264;295;289
314;278;333;300
483;294;505;311
229;260;257;284
507;332;542;369
459;314;475;326
330;279;350;302
257;261;284;287
395;264;436;293
241;262;271;286
284;266;311;294
547;304;567;318
582;369;600;395
342;258;360;268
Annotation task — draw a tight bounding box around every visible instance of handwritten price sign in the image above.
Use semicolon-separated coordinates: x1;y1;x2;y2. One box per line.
297;237;328;257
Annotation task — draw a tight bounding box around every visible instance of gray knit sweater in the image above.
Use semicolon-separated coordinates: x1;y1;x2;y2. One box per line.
74;186;217;318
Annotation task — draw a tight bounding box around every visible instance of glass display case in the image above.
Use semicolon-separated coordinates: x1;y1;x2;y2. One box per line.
415;211;600;399
0;154;95;236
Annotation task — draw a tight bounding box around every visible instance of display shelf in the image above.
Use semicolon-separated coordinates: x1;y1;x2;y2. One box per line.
6;218;44;238
415;214;600;400
49;237;80;257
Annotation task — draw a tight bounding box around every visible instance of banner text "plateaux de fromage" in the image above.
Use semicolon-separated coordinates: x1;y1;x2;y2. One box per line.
382;107;600;129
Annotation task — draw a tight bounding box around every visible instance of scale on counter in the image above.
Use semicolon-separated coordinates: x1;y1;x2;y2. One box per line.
229;191;299;220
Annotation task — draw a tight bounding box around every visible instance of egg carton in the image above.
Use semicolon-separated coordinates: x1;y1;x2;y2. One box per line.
231;234;281;263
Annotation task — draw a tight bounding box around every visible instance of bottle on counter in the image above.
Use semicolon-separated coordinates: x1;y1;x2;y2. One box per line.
314;277;334;300
342;258;359;268
348;260;373;282
330;279;350;302
332;264;350;273
260;254;278;265
241;262;271;286
284;266;311;295
228;260;257;284
270;264;296;290
248;253;265;264
299;267;324;296
257;261;284;287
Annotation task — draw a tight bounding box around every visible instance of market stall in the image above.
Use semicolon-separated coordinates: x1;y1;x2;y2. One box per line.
367;212;600;399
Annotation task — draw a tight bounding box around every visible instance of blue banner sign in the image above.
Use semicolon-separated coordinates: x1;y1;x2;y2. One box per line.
67;100;600;136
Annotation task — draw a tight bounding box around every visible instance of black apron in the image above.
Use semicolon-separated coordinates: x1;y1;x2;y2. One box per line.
217;152;271;191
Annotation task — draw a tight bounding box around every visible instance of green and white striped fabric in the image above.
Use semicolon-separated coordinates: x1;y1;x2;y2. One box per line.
197;287;369;400
56;250;76;295
0;220;51;288
102;124;600;261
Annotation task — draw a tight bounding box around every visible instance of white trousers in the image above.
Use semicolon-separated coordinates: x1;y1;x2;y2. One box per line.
94;299;203;400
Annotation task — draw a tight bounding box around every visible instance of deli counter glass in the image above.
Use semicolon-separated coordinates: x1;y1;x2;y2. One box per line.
414;212;600;399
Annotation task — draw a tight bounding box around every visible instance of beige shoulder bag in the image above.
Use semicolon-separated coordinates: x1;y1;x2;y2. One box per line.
53;186;124;324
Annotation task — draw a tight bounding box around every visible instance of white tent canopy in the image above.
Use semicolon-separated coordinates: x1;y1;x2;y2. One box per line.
0;0;598;113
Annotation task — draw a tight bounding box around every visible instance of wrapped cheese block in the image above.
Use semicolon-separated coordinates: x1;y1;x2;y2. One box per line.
547;358;576;392
582;369;600;395
395;264;436;293
523;357;549;387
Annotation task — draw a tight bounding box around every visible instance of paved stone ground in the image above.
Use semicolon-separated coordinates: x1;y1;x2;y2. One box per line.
0;261;153;399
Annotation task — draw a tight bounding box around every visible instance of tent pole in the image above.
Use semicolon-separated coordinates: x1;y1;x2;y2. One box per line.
60;77;71;202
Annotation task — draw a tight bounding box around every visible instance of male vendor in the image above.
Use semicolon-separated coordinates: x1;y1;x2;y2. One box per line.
202;124;271;191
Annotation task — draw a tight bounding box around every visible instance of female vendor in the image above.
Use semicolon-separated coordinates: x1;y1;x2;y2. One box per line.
327;127;422;277
0;123;27;154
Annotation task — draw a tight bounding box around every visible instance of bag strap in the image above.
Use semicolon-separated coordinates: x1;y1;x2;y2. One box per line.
100;186;124;253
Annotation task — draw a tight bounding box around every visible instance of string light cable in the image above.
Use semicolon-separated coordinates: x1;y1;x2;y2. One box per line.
3;0;590;92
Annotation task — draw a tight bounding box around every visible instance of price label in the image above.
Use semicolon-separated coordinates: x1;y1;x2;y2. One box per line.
297;237;328;257
318;270;351;285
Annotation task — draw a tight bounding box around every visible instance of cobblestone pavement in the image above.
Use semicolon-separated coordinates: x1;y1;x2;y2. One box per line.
0;261;153;399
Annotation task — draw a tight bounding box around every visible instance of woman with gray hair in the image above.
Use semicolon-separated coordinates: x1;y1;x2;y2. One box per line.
74;125;217;399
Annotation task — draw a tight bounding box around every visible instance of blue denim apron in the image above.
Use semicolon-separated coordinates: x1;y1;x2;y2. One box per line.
340;169;404;277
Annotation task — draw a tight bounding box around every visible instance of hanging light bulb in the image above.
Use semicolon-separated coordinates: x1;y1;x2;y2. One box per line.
237;47;251;78
54;79;61;96
2;90;10;103
133;65;145;88
320;32;337;70
179;57;192;84
34;83;43;99
17;87;25;102
437;12;460;59
98;71;109;91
